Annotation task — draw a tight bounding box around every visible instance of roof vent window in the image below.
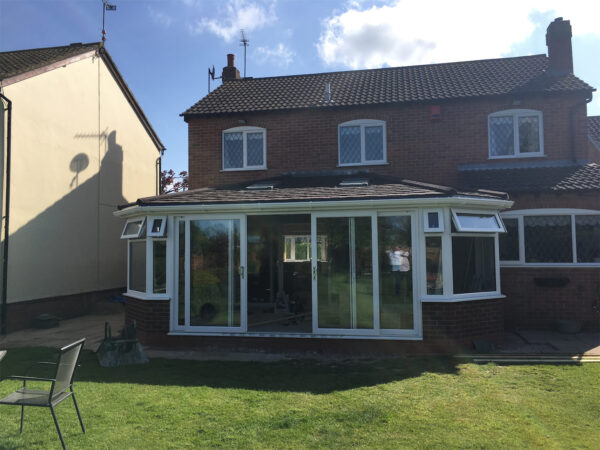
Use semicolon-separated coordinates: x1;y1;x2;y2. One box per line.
246;181;279;190
339;178;369;187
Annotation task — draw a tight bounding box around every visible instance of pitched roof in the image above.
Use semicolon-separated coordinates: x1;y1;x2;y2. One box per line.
0;43;165;152
460;162;600;193
121;172;508;209
589;116;600;148
0;42;101;80
183;55;594;116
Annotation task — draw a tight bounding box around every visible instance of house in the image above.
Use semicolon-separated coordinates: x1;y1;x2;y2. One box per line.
116;18;598;352
0;42;164;332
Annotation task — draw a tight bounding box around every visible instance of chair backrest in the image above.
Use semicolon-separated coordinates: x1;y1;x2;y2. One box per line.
50;338;86;398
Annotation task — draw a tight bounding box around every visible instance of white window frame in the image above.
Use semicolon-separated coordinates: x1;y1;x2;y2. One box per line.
451;209;505;233
338;119;387;166
450;232;501;297
121;217;146;239
500;209;600;267
488;109;544;159
424;209;444;232
147;216;167;237
222;126;267;171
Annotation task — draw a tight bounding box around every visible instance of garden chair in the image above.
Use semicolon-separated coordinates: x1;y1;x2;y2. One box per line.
0;338;86;450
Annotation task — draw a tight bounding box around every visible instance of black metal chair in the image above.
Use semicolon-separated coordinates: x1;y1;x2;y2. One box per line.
0;338;86;449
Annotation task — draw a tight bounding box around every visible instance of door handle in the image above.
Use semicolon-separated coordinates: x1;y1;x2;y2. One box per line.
312;266;317;280
240;266;245;279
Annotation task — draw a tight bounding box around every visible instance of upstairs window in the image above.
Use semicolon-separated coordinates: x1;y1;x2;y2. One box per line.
488;109;543;158
222;126;266;170
338;119;386;166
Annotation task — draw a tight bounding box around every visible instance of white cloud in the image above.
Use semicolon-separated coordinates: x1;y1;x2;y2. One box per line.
317;1;600;69
148;6;174;28
255;43;294;67
189;0;277;42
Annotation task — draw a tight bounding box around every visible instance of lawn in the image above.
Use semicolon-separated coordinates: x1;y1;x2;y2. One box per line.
0;348;598;449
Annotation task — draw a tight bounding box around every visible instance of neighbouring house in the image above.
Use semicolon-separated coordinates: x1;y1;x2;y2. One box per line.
117;18;599;352
0;42;164;332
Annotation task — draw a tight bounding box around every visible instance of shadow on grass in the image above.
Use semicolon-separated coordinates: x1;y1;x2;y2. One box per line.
0;348;459;394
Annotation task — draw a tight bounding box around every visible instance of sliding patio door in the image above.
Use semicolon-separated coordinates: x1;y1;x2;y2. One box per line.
175;216;246;332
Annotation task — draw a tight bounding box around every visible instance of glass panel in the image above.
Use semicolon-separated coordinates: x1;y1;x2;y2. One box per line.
317;217;373;329
378;216;413;329
124;220;143;237
294;236;309;261
189;219;240;327
151;218;163;234
427;212;440;229
499;218;519;261
364;126;383;161
452;236;496;294
153;240;167;294
246;132;264;166
575;215;600;263
425;236;443;295
129;240;146;292
284;237;292;261
339;126;361;164
489;115;514;156
455;213;500;230
317;235;327;261
518;116;540;153
524;216;572;263
223;132;243;169
178;221;185;326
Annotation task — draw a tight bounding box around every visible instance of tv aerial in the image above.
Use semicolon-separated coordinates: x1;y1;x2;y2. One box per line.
240;29;249;78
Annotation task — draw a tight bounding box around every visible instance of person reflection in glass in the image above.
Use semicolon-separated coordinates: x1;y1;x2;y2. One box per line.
387;245;410;296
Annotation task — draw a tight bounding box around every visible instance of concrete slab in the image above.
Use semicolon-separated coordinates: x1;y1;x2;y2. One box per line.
495;330;600;356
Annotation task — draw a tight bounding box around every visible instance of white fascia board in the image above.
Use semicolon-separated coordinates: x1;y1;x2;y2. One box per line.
114;196;513;219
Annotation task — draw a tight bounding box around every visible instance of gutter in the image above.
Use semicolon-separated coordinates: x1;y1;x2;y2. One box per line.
0;92;11;335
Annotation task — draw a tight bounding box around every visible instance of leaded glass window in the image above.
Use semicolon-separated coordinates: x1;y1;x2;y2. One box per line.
489;110;543;158
339;120;386;165
524;215;572;263
499;218;519;261
223;127;266;170
576;215;600;263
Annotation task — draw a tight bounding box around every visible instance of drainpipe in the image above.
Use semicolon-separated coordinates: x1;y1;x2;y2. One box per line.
0;92;11;335
156;149;164;195
569;93;593;162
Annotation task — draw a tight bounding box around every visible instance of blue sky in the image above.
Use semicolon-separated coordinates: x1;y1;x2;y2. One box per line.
1;0;599;173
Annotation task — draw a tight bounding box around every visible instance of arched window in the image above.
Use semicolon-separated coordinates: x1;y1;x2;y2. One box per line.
488;109;543;158
338;119;387;166
222;126;266;170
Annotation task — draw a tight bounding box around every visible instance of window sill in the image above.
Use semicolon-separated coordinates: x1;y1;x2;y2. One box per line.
123;291;171;301
488;154;545;160
168;330;423;341
500;263;600;268
421;293;505;303
221;167;268;172
337;162;389;168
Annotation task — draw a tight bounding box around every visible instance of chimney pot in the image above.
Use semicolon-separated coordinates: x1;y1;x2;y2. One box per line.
546;17;573;74
227;53;235;67
222;53;241;82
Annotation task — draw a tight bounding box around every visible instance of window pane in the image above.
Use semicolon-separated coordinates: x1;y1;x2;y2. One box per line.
151;218;163;234
518;116;540;153
284;237;292;261
499;218;519;261
129;240;146;292
489;116;514;156
452;236;496;294
295;236;309;261
153;240;167;294
339;126;361;164
124;220;143;237
246;132;264;166
455;213;500;230
189;219;240;327
576;215;600;263
378;216;413;329
365;126;383;161
178;221;185;325
427;212;440;229
524;216;572;263
425;236;443;295
223;132;243;169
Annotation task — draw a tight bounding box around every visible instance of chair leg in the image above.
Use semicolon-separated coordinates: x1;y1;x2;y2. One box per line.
50;406;66;450
20;405;24;433
72;393;85;433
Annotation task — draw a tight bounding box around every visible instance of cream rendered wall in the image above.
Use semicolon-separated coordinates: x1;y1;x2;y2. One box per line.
3;54;158;303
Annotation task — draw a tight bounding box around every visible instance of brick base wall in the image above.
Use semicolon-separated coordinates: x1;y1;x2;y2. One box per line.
501;267;600;330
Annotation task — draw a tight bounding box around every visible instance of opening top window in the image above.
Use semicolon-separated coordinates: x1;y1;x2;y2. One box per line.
223;126;266;170
338;119;386;166
488;109;543;158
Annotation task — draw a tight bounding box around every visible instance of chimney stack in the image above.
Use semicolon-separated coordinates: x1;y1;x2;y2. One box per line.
546;17;573;74
222;53;241;82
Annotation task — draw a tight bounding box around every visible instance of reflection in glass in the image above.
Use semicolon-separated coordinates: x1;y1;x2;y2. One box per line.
575;215;600;263
452;236;496;294
129;240;146;292
425;236;443;295
378;216;413;329
524;215;572;263
317;217;373;329
499;218;519;261
189;220;240;327
153;240;167;294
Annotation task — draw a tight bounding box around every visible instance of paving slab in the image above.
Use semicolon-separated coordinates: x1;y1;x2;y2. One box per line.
495;330;600;356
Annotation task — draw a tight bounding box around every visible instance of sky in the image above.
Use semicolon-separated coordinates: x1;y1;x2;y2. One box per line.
1;0;599;173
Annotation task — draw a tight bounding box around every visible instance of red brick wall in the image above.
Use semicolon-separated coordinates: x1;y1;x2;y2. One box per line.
124;296;170;342
501;267;600;330
187;92;590;189
422;299;504;339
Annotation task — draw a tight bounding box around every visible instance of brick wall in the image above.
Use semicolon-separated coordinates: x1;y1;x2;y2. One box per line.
124;296;170;342
187;92;590;189
422;299;504;339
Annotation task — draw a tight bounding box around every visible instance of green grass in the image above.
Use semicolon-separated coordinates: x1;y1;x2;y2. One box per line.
0;348;598;449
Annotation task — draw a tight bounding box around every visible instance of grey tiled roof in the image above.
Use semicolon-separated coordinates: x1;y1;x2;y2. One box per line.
0;42;101;80
589;116;600;146
122;172;508;209
183;55;594;116
460;163;600;193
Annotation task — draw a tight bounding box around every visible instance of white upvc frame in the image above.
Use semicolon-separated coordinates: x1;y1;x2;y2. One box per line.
500;208;600;267
222;126;267;171
451;209;505;233
147;216;167;237
121;217;146;239
488;109;544;159
338;119;387;166
423;209;444;232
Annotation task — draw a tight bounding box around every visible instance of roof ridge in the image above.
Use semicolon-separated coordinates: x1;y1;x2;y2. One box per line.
0;42;101;55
